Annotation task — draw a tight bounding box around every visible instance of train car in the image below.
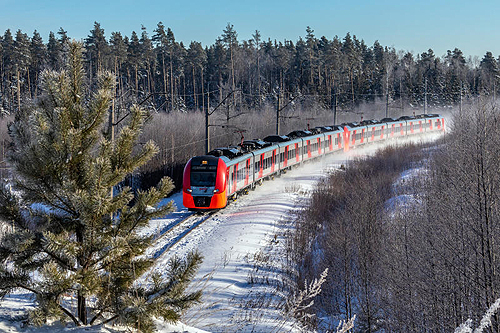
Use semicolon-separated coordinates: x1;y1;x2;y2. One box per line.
277;138;303;170
226;153;254;197
399;114;445;136
378;117;406;140
252;144;280;184
322;126;344;154
424;114;445;132
365;122;388;143
301;133;327;162
343;123;369;151
403;116;420;136
183;155;229;210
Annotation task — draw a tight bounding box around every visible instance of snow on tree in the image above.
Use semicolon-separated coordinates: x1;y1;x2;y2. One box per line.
0;41;202;331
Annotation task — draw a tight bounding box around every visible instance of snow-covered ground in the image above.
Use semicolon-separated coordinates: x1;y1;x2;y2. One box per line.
0;134;443;332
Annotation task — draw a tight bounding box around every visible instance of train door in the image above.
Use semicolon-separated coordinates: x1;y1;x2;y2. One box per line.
271;150;276;173
285;146;289;167
343;127;350;152
232;164;238;193
245;159;250;186
259;154;264;178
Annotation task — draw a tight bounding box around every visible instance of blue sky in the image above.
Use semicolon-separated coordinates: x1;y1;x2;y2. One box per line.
1;0;498;59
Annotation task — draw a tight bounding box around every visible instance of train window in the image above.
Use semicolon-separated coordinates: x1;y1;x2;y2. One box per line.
191;170;216;186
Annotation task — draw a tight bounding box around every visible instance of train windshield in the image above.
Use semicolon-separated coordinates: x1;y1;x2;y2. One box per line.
191;171;217;186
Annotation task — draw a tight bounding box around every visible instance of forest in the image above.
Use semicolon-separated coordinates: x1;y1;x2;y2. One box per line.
1;22;499;116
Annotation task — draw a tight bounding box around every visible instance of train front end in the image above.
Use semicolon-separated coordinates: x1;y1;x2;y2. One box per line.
183;155;228;210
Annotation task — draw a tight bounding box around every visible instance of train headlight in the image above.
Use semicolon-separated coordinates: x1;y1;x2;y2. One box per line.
213;189;219;193
186;188;192;193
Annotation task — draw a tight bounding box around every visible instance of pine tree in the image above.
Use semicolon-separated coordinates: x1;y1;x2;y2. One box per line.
305;26;317;87
47;31;62;70
187;41;206;110
109;31;127;94
29;30;46;98
13;29;30;112
128;31;141;94
1;29;15;111
152;22;169;110
222;23;238;98
0;41;202;330
480;51;499;95
85;22;109;81
139;25;155;95
165;28;177;110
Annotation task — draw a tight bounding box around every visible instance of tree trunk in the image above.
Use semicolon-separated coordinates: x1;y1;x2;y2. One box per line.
192;67;196;110
170;55;174;111
134;64;138;95
201;69;205;112
76;228;87;325
78;293;87;325
16;67;21;113
162;53;167;111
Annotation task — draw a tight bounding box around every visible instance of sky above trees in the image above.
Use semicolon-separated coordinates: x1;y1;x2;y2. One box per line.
1;0;499;58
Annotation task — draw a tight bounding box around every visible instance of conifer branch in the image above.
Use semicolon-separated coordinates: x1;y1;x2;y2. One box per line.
58;303;80;326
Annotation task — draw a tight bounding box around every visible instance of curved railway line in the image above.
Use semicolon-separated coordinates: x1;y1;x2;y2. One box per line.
149;211;217;259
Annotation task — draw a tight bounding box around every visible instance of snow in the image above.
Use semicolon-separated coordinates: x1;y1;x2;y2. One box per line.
0;134;443;332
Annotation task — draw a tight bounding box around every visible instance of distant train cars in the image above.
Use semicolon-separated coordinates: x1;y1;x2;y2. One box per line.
183;114;445;210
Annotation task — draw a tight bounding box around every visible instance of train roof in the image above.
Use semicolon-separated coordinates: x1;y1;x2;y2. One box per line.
240;139;271;150
328;125;343;131
190;155;220;166
398;115;415;120
341;122;360;128
207;147;242;159
360;119;378;125
379;117;396;123
264;135;290;143
314;126;333;133
287;130;313;139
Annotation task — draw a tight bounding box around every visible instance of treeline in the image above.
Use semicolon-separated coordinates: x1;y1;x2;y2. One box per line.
1;22;500;115
288;101;500;332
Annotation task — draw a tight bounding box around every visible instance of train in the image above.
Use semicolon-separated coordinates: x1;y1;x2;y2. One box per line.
183;114;445;210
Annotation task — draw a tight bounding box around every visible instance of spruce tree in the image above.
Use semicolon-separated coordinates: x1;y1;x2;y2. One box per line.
0;41;202;331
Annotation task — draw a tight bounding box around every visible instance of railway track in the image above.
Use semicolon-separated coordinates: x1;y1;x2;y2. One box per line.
150;211;217;259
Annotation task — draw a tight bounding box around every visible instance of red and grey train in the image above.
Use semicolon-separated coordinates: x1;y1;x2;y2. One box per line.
183;114;445;210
